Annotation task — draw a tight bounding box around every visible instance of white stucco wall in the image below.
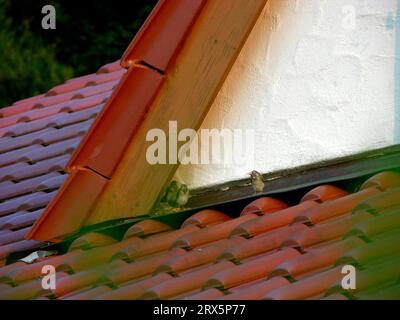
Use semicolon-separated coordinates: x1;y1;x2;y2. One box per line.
174;0;397;188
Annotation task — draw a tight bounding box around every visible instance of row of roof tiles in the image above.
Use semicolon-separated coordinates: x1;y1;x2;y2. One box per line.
0;171;398;299
23;0;215;243
0;60;126;265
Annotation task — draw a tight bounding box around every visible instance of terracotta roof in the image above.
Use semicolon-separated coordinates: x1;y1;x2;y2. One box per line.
28;0;268;241
0;61;126;265
26;0;207;241
0;171;399;300
1;0;399;301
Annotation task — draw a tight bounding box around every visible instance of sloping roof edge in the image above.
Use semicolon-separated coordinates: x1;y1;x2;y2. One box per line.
27;0;268;242
26;0;209;242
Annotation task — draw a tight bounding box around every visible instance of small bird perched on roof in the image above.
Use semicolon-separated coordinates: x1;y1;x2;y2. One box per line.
160;180;190;209
249;170;265;193
175;184;190;208
161;180;180;206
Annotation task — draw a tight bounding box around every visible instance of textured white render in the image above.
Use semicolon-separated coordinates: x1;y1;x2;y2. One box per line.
174;0;397;188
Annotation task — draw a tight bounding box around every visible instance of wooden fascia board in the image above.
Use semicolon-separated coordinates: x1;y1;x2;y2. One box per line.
27;0;207;241
67;65;165;177
86;0;268;224
121;0;207;71
27;167;108;242
68;0;206;178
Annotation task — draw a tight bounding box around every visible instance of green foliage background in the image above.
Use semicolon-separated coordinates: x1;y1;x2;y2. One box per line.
0;0;156;107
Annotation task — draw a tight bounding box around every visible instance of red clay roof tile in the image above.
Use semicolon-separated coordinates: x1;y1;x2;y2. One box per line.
0;227;30;245
270;237;363;279
86;69;126;86
49;105;101;128
97;60;122;74
29;168;108;241
69;233;118;251
0;239;42;261
20;142;76;165
232;200;318;237
0;155;68;182
0;191;56;217
96;273;173;300
0;277;44;300
0;162;28;181
328;256;400;297
107;248;186;285
181;209;231;228
345;206;400;239
219;224;307;263
57;247;118;274
240;197;288;215
35;120;92;145
172;214;257;250
300;185;349;203
184;287;225;300
72;80;119;99
156;237;245;275
283;211;373;250
36;174;67;192
338;231;400;266
321;292;349;300
0;172;62;201
360;171;400;191
121;0;206;71
114;225;200;262
61;285;113;300
0;95;45;118
45;80;90;97
123;219;172;239
0;251;79;284
264;266;344;300
355;283;400;300
354;188;400;214
0;209;43;231
46;69;125;96
0;172;398;299
141;261;234;300
67;66;164;177
51;269;105;298
292;187;381;225
0;144;39;167
205;248;300;290
219;276;290;300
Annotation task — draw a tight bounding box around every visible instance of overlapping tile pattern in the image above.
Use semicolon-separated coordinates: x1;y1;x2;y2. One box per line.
0;61;126;264
0;171;398;300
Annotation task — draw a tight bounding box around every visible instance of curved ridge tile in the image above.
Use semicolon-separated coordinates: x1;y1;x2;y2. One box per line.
141;261;234;300
360;171;400;191
337;231;400;267
173;215;256;250
123;219;172;239
263;266;343;300
232;200;317;237
205;248;299;290
301;185;348;203
240;197;288;216
292;187;381;225
182;209;231;228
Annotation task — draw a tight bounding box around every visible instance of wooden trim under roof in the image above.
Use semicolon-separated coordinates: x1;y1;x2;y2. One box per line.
27;0;268;242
